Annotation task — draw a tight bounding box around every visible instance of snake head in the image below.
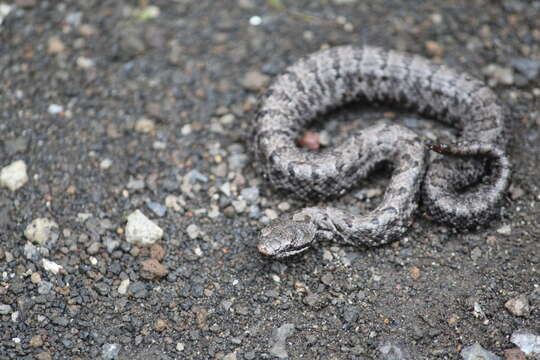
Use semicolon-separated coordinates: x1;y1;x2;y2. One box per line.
257;219;318;258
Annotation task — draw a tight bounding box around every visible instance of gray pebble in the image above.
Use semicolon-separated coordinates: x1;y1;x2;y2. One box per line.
94;282;110;296
126;178;145;190
104;237;120;253
505;294;530;317
212;163;228;177
378;339;412;360
23;242;39;260
86;217;105;236
241;70;270;91
228;153;249;170
510;57;540;80
240;187;260;203
4;136;29;155
119;28;146;57
303;293;321;307
232;199;247;213
483;64;514;85
248;205;260;219
128;281;148;298
0;304;12;314
186;169;208;184
186;224;200;239
65;12;82;26
52;316;69;327
268;323;295;359
14;0;37;8
228;143;245;154
37;281;53;295
343;306;359;323
102;343;121;360
510;329;540;357
460;343;500;360
145;200;167;217
87;242;101;255
223;352;237;360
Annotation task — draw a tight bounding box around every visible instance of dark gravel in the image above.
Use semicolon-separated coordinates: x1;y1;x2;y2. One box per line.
1;0;539;359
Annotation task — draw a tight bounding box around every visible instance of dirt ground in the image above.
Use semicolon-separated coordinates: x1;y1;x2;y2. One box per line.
0;0;539;359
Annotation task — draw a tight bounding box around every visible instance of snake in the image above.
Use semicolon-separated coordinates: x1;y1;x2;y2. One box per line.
252;45;511;258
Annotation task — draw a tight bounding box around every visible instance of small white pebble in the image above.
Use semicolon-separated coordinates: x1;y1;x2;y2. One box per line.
277;202;290;211
1;160;28;191
220;182;231;197
186;224;200;239
118;279;130;295
232;200;247;213
249;15;262;26
76;56;94;69
496;224;512;236
152;141;167;150
264;209;278;220
207;205;220;219
181;124;192;135
322;249;333;261
77;213;93;222
134;118;155;134
42;259;63;274
220;114;235;124
100;158;112;169
24;218;58;246
125;210;163;246
164;195;184;212
0;4;13;25
431;13;443;24
48;104;64;115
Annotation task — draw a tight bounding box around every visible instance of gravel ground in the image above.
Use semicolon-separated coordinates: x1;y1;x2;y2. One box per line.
1;0;539;359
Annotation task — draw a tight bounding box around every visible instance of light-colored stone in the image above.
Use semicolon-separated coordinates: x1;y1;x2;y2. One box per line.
241;70;269;91
99;158;112;169
24;218;58;246
42;259;63;274
483;64;514;85
505;295;530;317
118;279;130;295
47;36;65;54
125;210;163;246
461;343;500;360
134;118;155;134
186;224;200;239
511;329;540;356
1;160;28;191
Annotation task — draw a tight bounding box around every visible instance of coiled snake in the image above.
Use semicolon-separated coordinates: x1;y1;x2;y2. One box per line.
252;46;510;258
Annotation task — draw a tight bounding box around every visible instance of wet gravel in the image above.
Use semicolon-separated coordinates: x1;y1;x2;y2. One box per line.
1;0;539;359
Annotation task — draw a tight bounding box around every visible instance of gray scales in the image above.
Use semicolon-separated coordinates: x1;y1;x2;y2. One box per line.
252;46;511;258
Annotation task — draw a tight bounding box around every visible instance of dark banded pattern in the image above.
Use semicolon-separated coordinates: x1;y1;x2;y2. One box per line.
252;46;510;258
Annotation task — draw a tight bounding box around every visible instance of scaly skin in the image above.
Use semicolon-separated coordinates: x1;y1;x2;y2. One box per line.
252;46;511;258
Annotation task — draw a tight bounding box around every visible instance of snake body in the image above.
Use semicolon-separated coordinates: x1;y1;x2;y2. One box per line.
252;46;510;258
